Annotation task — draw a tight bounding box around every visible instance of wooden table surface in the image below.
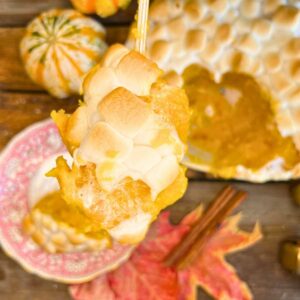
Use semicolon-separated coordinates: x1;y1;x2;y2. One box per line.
0;1;300;299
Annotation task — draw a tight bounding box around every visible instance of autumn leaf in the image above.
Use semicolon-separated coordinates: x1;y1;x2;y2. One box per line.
180;213;262;300
71;276;115;300
70;207;262;300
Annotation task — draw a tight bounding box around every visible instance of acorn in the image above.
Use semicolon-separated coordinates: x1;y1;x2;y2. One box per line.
290;182;300;206
280;240;300;274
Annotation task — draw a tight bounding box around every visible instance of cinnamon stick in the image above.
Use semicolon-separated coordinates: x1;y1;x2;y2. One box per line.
165;185;236;267
164;186;247;270
176;191;247;270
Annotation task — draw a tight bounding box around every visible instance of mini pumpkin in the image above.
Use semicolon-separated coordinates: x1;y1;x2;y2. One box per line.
129;0;300;182
20;9;107;98
71;0;131;18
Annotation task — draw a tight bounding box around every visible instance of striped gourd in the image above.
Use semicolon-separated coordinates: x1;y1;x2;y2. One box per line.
20;9;107;98
71;0;131;17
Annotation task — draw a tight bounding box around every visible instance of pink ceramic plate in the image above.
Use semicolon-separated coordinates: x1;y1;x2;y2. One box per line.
0;119;133;283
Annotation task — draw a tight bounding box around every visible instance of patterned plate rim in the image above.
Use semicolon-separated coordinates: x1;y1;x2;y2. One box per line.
0;119;133;283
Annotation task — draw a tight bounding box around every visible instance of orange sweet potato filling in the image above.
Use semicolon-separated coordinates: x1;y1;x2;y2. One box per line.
184;65;300;174
34;191;105;238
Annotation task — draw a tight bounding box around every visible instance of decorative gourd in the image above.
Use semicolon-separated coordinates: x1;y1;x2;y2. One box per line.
134;0;300;182
71;0;131;17
20;9;107;98
50;44;190;245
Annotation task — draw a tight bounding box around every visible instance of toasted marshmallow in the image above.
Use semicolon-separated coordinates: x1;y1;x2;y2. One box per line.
116;50;162;96
143;155;179;198
124;145;161;174
99;87;152;138
83;67;119;119
101;44;130;68
79;122;133;164
108;213;152;244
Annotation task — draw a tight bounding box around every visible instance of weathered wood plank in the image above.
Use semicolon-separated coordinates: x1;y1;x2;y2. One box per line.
0;28;39;91
0;92;77;150
0;182;299;300
170;182;300;228
0;0;137;26
0;26;129;92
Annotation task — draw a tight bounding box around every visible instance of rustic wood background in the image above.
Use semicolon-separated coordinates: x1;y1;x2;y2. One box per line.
0;1;300;299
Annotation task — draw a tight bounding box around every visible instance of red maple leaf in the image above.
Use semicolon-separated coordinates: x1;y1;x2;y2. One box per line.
70;206;262;300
